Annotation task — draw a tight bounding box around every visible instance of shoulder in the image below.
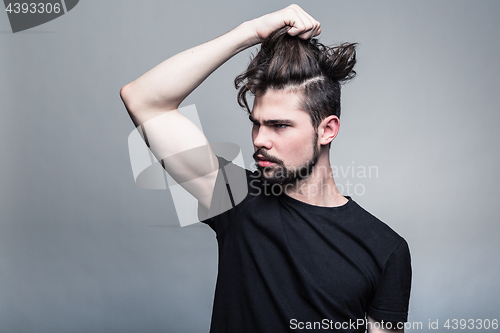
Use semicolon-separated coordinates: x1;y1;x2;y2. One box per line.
345;199;409;263
349;200;403;238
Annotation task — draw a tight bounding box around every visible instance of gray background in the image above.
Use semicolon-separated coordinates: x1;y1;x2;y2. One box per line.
1;0;499;332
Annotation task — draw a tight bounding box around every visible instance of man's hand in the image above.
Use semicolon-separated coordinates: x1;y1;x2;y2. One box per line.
249;4;321;43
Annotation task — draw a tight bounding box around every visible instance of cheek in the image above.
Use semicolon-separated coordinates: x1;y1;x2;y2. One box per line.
285;133;316;161
282;138;306;160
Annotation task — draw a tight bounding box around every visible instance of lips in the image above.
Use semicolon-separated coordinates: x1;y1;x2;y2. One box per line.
257;158;275;168
253;149;281;168
254;154;279;168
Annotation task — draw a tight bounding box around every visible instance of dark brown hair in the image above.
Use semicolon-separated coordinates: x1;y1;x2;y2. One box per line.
235;26;357;128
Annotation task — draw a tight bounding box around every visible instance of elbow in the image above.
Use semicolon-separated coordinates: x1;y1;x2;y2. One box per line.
119;83;129;102
120;82;145;126
120;81;179;125
120;82;145;120
120;82;135;112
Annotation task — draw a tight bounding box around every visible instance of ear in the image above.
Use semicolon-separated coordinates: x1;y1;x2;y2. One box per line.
318;115;340;145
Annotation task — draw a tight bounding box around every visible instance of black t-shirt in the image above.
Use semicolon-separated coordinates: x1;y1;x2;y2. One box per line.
200;161;411;333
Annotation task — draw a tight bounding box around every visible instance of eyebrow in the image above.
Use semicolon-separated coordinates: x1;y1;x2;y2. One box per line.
248;115;294;126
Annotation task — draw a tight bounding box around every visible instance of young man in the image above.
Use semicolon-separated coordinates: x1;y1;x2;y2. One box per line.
121;5;411;332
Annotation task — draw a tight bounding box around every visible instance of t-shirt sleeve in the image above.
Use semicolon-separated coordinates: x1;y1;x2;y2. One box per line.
367;239;412;323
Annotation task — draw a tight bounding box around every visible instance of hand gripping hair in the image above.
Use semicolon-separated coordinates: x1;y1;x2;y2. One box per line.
235;26;357;128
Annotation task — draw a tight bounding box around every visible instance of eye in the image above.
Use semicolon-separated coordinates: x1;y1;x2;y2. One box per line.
274;124;289;129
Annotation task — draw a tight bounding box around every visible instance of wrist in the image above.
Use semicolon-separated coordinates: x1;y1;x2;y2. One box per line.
233;20;262;50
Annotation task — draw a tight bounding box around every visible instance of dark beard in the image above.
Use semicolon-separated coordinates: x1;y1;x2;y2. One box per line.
253;135;319;186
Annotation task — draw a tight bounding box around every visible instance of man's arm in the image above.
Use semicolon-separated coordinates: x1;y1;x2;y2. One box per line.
120;5;320;208
367;316;404;333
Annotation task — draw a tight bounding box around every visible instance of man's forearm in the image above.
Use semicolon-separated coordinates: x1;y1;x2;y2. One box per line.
120;21;260;123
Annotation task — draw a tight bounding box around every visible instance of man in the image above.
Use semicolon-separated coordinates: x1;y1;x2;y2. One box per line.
120;5;411;332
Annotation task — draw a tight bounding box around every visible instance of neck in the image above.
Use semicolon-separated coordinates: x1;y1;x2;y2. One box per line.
284;153;348;207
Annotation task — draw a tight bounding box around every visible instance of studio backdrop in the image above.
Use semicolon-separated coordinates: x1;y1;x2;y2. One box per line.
1;0;499;332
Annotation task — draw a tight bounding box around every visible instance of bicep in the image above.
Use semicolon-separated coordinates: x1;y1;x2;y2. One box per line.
137;108;219;209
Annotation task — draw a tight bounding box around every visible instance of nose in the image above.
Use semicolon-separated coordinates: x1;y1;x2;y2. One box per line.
252;125;272;150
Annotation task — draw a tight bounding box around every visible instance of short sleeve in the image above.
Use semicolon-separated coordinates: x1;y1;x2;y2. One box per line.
367;240;412;323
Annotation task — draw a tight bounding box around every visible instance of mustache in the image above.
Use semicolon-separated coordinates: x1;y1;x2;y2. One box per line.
253;149;283;165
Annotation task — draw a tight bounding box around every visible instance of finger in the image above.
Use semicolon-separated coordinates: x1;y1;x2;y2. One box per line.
315;26;322;37
301;10;321;38
296;21;319;39
288;6;320;39
297;11;320;39
285;14;307;37
297;21;320;39
305;20;321;39
293;7;314;33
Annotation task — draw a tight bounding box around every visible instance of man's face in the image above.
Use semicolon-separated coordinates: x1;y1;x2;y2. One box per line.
250;89;319;185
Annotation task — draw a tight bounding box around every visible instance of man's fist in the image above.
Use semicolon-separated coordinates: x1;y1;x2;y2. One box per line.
251;4;321;42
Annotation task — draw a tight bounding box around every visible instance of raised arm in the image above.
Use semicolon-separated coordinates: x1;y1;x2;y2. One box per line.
120;5;321;208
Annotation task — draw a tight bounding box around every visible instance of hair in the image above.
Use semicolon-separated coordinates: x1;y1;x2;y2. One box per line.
235;26;357;128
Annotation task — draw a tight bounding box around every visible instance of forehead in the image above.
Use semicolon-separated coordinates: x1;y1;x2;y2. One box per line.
251;89;311;123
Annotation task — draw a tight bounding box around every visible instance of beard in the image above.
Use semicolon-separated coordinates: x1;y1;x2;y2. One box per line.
253;135;320;186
